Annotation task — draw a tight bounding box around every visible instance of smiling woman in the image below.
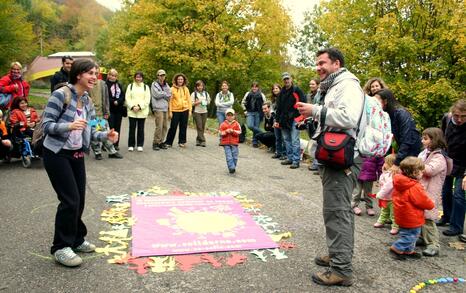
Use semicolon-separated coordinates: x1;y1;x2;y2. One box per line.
41;59;119;268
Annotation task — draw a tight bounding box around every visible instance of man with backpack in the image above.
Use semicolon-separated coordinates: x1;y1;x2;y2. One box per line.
150;69;171;150
274;72;306;169
297;48;365;286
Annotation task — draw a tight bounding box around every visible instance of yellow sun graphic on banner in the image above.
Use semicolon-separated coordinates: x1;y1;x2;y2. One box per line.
157;207;245;238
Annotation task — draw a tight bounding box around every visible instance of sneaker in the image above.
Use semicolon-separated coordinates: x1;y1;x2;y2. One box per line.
373;222;384;228
160;143;168;149
74;240;96;253
271;153;281;159
459;234;466;243
178;143;186;148
290;162;300;169
200;142;206;147
308;165;318;171
390;228;399;235
312;270;353;287
95;154;103;160
353;206;362;216
281;159;292;165
314;255;330;267
153;144;160;151
435;218;449;226
54;247;83;267
109;152;123;159
229;168;236;174
137;146;143;152
128;147;134;152
279;156;287;160
443;229;461;236
422;246;439;257
196;142;201;146
366;208;375;216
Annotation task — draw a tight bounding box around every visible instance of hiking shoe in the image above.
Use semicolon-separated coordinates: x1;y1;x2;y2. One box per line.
109;152;123;159
281;159;292;165
74;240;96;253
137;146;143;152
435;218;449;226
160;143;168;149
290;162;300;169
271;153;281;159
390;228;399;235
229;168;236;174
54;247;83;267
95;154;103;160
314;255;330;267
366;208;375;216
128;147;134;152
404;251;422;259
373;222;384;228
200;142;206;147
353;207;362;216
196;142;201;146
153;144;160;151
312;270;353;287
422;246;439;257
443;229;461;236
279;156;287;160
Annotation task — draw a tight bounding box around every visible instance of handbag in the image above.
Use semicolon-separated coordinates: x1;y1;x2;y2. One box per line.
315;96;365;169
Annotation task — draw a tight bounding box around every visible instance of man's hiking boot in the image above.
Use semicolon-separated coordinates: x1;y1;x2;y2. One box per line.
312;270;353;287
314;255;330;267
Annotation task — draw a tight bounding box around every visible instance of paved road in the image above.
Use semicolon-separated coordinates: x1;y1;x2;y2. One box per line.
1;119;464;293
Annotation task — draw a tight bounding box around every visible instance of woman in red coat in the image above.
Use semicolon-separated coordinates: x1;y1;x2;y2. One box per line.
0;62;30;110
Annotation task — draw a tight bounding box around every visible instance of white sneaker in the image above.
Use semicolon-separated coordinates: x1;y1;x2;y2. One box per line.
137;147;143;152
54;247;83;267
74;240;96;253
128;147;134;152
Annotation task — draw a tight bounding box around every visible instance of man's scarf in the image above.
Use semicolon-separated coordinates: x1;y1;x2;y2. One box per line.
319;68;347;94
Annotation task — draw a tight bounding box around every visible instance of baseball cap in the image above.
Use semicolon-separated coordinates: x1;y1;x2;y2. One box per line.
225;108;235;115
157;69;166;76
282;72;291;80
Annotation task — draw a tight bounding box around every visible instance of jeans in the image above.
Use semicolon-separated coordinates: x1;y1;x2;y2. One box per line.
216;111;226;125
274;127;286;156
441;175;466;233
246;112;262;144
281;121;300;164
392;227;421;253
224;145;238;170
165;110;189;145
43;148;87;254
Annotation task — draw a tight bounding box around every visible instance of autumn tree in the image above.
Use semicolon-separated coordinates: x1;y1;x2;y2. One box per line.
97;0;293;114
0;0;36;73
294;0;465;129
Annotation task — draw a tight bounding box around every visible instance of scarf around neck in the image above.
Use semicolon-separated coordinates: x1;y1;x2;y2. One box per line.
319;68;347;94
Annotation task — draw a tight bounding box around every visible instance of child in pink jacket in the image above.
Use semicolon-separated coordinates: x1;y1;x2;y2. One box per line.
418;127;451;256
373;154;399;235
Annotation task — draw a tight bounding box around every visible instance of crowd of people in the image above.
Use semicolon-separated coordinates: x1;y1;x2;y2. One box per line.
0;48;465;288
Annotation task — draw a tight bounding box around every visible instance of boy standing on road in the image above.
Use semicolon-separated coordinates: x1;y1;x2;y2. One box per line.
219;108;242;174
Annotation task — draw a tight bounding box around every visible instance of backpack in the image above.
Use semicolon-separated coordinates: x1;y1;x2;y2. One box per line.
32;86;72;154
358;95;393;157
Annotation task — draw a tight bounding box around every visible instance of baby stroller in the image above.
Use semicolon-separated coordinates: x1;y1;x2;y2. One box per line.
4;122;36;168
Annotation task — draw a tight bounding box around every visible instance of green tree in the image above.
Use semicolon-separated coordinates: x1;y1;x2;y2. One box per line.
0;0;36;73
97;0;293;114
293;0;465;129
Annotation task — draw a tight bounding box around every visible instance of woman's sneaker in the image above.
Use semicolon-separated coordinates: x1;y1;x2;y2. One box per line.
54;247;83;267
74;240;96;253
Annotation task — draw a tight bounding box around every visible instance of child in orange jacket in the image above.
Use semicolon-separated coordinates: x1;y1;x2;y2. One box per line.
219;108;241;174
390;156;434;260
9;96;38;137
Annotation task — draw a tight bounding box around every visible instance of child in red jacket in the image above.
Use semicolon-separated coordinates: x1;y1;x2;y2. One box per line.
9;96;38;137
219;108;241;174
390;156;434;260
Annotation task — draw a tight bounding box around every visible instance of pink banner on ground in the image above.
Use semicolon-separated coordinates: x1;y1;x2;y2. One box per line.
131;196;278;257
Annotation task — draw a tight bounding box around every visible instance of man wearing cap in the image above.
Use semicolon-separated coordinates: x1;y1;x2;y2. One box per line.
150;69;172;150
274;72;306;169
50;56;74;93
297;48;365;286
